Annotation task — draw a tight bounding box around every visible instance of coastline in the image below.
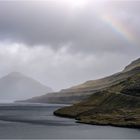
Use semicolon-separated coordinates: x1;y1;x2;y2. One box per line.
54;109;140;129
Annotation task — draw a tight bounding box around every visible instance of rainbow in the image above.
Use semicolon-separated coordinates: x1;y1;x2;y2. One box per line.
100;13;137;45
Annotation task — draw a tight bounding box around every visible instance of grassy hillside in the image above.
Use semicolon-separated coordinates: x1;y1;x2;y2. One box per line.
54;72;140;128
24;58;140;104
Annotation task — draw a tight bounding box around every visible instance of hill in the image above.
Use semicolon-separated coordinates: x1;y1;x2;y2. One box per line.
25;57;140;104
0;72;52;102
54;59;140;128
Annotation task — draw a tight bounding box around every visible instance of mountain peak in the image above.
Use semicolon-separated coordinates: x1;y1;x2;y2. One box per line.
0;72;53;102
123;57;140;72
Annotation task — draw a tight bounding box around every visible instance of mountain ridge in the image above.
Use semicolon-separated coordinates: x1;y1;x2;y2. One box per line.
24;58;140;104
54;58;140;128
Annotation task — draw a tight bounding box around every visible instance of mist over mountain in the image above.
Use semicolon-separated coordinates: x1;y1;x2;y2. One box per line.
0;1;140;91
0;72;52;102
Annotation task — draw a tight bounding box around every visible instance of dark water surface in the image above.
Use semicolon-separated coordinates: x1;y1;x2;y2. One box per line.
0;103;139;139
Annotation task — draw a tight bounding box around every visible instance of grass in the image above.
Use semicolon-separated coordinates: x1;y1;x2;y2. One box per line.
54;73;140;128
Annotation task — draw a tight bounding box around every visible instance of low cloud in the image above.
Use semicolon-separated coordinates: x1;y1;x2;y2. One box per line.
0;41;138;90
0;1;139;90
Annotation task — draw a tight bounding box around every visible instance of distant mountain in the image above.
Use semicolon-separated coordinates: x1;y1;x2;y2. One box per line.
0;72;52;101
54;58;140;128
25;57;140;104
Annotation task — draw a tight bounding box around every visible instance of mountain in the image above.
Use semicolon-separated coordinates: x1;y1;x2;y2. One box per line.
123;58;140;72
0;72;52;102
25;57;140;104
54;58;140;128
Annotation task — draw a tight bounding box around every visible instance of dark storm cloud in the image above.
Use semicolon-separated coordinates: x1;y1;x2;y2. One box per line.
0;0;139;54
0;0;140;90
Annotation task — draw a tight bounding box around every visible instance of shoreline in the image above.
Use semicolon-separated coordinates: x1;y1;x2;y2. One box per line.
54;111;140;129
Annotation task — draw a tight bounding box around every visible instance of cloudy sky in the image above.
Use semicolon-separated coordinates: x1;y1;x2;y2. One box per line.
0;0;140;91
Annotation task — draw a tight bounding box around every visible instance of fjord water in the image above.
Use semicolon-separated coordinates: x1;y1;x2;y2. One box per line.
0;103;139;139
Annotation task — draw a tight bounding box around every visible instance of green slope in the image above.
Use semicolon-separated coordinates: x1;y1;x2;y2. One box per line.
54;71;140;128
24;58;140;104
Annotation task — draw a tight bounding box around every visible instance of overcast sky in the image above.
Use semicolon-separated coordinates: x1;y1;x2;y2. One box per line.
0;0;140;91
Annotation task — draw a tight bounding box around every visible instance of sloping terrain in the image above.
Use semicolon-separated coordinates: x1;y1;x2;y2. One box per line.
0;72;52;101
123;58;140;72
54;70;140;128
25;58;140;104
